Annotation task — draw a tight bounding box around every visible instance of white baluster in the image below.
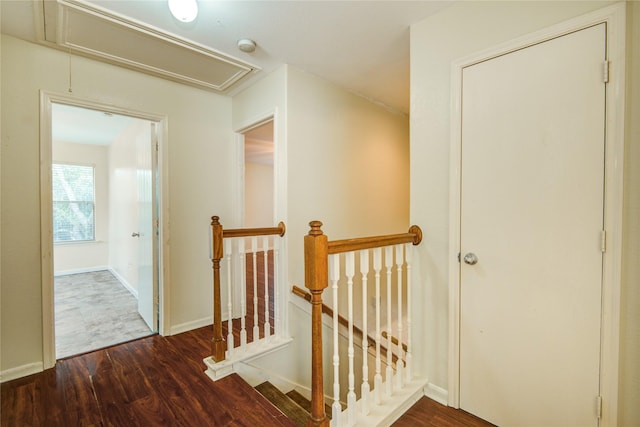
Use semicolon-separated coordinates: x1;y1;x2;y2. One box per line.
395;244;404;390
225;239;234;357
360;249;370;416
239;239;247;347
345;252;356;426
263;236;271;341
330;254;342;426
405;243;413;381
385;245;393;398
252;237;259;341
373;247;382;405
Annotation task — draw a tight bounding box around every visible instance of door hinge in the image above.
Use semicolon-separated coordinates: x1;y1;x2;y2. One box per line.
457;252;461;263
603;60;609;83
601;230;606;253
596;395;603;419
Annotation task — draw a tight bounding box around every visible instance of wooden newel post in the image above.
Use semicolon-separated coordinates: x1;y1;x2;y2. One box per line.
211;216;226;362
304;221;330;427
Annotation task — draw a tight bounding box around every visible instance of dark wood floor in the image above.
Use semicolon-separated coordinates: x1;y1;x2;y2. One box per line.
1;326;295;427
393;398;495;427
1;324;494;427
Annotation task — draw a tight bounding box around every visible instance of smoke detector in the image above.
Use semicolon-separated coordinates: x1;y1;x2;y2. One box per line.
237;39;256;53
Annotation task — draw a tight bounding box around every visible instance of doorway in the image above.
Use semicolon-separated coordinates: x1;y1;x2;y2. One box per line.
40;93;165;366
242;120;274;228
448;6;626;427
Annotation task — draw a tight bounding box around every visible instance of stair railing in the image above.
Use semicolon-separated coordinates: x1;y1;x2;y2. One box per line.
304;221;422;427
210;216;286;362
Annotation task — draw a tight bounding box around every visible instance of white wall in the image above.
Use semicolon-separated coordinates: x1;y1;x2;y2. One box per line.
245;162;274;228
286;67;410;289
0;35;234;374
52;142;109;274
283;66;410;373
232;65;410;386
410;1;639;424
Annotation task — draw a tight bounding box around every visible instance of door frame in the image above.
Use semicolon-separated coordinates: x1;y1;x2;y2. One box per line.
447;4;626;426
39;91;170;368
233;109;286;334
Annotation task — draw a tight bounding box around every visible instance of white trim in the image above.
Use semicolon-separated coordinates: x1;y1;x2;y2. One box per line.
234;111;276;135
204;336;293;381
39;91;170;367
447;5;625;427
0;362;44;384
234;111;289;339
54;265;109;277
424;382;449;407
235;132;246;228
46;0;259;92
108;267;138;298
169;316;213;335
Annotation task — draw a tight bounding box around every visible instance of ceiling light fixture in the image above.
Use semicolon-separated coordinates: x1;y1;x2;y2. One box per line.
237;39;256;53
168;0;198;23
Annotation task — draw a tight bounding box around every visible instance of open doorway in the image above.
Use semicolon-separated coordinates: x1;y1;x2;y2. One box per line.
242;120;274;227
50;102;159;359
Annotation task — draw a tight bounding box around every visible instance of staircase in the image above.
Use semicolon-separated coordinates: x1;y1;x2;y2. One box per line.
205;219;426;426
255;382;312;427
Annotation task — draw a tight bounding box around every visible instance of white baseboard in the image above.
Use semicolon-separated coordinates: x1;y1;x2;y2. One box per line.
108;268;138;298
424;382;449;406
0;362;44;383
169;316;212;335
54;265;109;277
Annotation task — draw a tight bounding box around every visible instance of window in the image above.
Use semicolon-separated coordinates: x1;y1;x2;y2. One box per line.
52;163;95;243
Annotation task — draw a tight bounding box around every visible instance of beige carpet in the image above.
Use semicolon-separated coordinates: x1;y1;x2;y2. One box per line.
54;270;153;359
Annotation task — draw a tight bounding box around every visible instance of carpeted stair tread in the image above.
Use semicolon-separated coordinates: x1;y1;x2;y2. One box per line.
255;382;309;427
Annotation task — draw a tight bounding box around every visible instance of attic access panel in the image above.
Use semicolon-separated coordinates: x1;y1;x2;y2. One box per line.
44;0;259;92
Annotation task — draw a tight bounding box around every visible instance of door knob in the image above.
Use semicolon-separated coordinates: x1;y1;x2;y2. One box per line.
132;232;140;237
463;252;478;265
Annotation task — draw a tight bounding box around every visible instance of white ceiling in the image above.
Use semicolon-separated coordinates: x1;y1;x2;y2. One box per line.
1;0;453;115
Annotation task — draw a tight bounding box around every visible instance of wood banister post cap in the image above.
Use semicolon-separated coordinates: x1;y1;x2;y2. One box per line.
211;216;220;225
308;221;324;236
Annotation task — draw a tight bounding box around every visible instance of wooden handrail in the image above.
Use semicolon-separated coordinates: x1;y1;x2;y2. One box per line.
292;286;375;348
210;216;286;363
382;331;408;353
292;285;402;359
223;222;286;238
327;225;422;254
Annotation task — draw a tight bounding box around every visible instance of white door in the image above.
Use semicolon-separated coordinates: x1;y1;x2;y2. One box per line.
459;24;606;426
136;122;158;331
